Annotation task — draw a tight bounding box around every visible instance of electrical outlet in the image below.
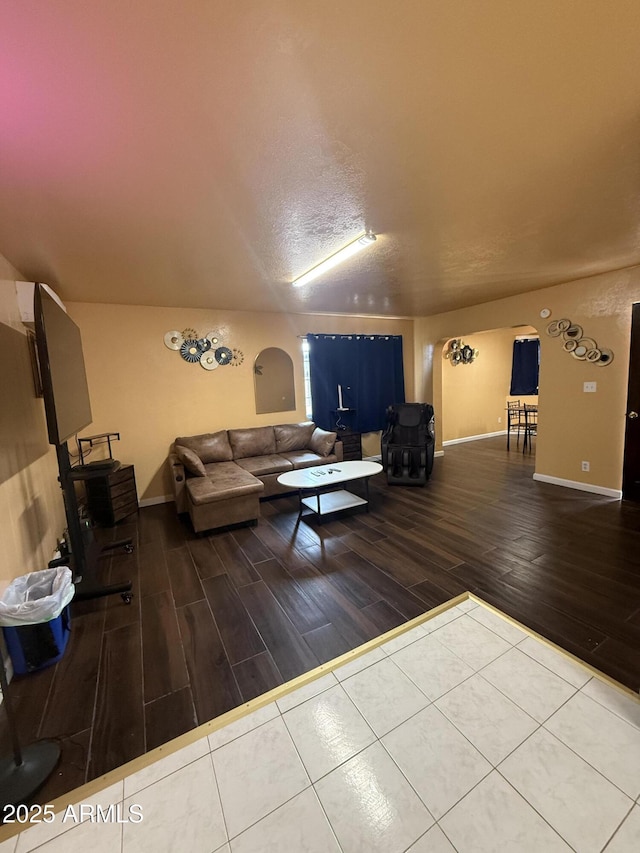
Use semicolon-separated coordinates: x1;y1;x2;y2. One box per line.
581;461;590;472
584;382;597;393
498;416;502;423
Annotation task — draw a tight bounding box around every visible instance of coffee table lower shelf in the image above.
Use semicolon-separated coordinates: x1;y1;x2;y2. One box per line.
301;489;368;517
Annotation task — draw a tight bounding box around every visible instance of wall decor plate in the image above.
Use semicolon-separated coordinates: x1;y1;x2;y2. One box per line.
214;345;233;365
230;348;245;366
197;337;212;352
595;348;614;366
182;327;198;341
200;351;219;370
546;321;561;337
563;339;577;352
204;330;220;345
556;319;571;332
180;339;203;363
539;308;551;319
164;330;183;350
562;324;583;340
571;345;588;360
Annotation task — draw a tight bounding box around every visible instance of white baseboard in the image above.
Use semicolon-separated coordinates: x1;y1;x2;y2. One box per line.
434;450;445;458
442;430;507;447
532;473;622;499
138;494;173;508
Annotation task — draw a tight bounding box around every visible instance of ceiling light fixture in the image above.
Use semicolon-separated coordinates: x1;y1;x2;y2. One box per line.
292;231;377;288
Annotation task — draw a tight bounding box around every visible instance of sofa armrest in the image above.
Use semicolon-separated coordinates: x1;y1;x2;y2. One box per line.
333;440;344;462
169;451;188;513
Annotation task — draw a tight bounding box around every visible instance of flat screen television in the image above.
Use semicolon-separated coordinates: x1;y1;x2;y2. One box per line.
34;284;93;446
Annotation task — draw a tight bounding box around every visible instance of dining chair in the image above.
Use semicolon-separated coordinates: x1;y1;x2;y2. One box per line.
506;399;525;450
523;404;538;453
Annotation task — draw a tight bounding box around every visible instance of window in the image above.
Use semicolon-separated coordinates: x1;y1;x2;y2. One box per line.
305;334;405;433
510;338;540;396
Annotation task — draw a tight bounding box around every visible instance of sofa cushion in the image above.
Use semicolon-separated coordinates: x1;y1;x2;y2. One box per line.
235;454;294;477
175;431;233;464
280;450;338;470
187;462;263;505
309;427;337;457
175;445;206;477
228;426;276;459
274;422;316;453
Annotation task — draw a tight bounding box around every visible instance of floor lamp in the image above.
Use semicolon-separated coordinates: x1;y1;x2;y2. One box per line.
0;653;60;806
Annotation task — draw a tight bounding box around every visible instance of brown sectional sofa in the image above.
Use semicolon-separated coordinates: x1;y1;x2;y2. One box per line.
169;421;342;533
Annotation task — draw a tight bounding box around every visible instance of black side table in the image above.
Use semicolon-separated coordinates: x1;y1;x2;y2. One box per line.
337;430;362;461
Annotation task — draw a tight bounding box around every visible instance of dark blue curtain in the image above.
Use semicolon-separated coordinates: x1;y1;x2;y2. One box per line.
510;339;540;395
306;334;405;433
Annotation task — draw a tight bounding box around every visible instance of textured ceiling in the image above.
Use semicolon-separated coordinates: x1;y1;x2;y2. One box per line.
1;1;640;317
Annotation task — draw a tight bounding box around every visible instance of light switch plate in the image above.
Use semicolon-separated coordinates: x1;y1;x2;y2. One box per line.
584;381;597;393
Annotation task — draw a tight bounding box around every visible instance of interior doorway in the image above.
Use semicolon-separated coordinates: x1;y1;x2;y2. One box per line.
622;302;640;499
439;325;540;455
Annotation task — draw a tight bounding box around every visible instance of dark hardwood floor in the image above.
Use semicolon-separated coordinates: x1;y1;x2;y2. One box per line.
5;436;640;804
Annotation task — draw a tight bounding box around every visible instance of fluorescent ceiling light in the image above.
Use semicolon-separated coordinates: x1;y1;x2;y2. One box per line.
292;232;377;288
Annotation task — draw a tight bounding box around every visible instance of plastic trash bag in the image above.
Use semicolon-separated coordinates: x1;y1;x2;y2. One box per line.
0;567;75;627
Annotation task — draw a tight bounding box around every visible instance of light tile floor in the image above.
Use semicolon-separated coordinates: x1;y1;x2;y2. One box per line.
5;598;640;852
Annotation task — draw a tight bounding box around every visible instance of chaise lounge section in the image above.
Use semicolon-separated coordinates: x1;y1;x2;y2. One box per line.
169;421;342;533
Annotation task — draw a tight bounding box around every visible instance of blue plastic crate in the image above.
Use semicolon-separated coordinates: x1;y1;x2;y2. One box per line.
2;606;71;675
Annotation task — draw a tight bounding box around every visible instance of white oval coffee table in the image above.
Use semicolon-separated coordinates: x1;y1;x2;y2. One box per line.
277;460;383;520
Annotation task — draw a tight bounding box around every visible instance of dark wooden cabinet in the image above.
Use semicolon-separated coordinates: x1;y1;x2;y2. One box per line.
337;430;362;461
84;464;139;526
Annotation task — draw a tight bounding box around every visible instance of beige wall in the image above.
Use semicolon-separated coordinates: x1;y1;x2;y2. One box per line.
441;328;538;442
0;263;66;581
415;266;640;491
68;303;414;500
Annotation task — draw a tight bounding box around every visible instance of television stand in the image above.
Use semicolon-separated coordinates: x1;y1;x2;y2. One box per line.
49;529;134;604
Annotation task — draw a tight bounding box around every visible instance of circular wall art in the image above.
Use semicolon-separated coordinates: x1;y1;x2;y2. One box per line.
215;346;233;365
163;326;242;372
562;324;583;340
230;348;245;366
200;351;219;370
180;339;203;363
596;348;614;366
546;318;614;366
164;330;183;350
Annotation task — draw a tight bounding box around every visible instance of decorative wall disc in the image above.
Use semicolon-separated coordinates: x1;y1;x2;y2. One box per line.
563;339;577;352
180;339;203;363
204;330;220;345
546;321;561;337
164;330;183;350
556;319;571;332
197;337;212;352
562;324;583;340
182;327;198;341
595;348;614;366
585;348;602;363
200;351;219;370
230;348;244;366
571;345;588;360
214;346;233;365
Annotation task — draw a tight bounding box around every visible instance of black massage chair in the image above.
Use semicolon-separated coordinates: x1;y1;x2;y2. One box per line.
381;403;435;486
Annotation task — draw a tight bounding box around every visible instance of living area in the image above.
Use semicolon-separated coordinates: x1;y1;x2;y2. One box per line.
4;2;640;848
